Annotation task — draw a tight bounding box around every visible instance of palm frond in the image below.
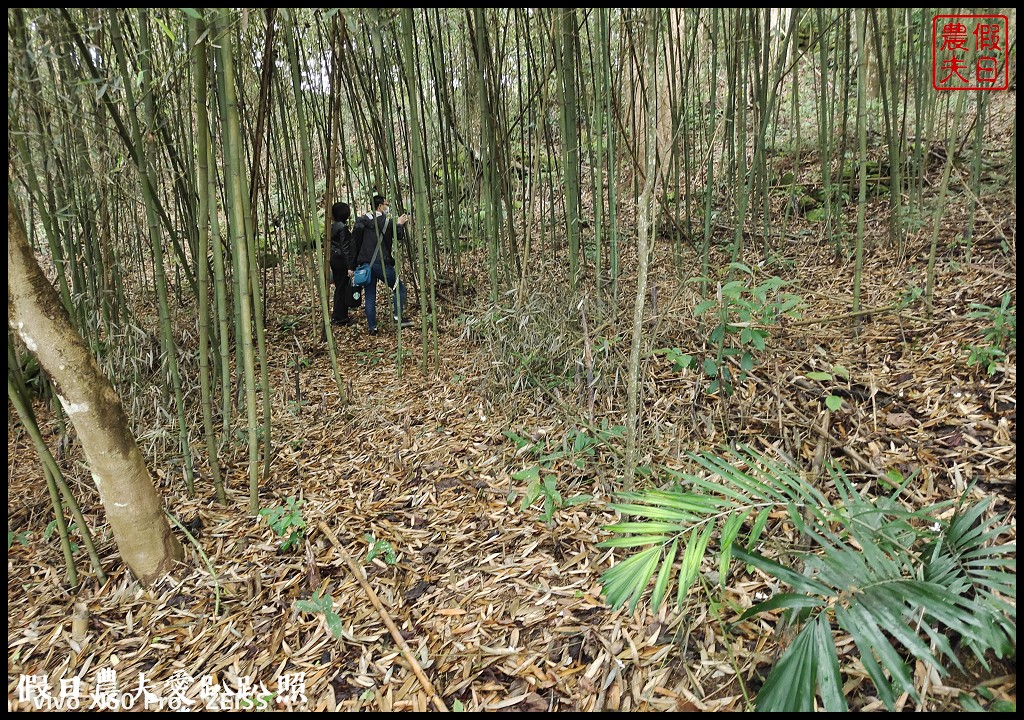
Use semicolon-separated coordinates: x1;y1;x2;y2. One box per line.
598;444;1016;712
755;614;846;712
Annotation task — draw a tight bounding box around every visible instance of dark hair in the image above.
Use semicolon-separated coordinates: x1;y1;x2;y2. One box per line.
332;201;350;223
372;194;387;209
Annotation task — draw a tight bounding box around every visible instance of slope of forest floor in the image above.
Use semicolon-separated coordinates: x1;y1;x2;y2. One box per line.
8;151;1017;711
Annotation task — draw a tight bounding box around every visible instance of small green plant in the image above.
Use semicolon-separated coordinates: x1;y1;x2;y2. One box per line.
805;363;850;411
287;355;311;370
356;348;386;366
966;292;1015;376
658;347;696;373
685;266;803;395
364;533;397;565
566;424;625;469
8;529;30;549
513;466;592;524
966;344;1007;376
293;586;343;639
287;398;308;416
278;315;301;332
259;496;305;552
900;283;924;309
516;468;559;523
504;424;615;522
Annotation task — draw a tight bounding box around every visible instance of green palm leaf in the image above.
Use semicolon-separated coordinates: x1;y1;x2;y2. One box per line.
598;444;1015;713
755;614;845;712
601;545;662;612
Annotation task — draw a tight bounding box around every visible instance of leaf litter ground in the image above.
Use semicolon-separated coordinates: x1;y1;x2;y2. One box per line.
8;173;1016;712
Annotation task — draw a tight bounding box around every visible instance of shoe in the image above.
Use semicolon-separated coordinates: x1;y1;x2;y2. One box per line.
367;327;378;336
394;316;414;329
331;318;351;327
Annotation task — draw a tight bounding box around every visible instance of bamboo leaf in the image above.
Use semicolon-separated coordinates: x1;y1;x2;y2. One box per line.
601;546;662;612
153;16;176;42
512;466;541;482
836;602;916;708
323;611;343;639
628;547;663;613
831;364;851;380
693;299;717;316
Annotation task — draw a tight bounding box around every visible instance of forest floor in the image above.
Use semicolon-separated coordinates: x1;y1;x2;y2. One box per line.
7;124;1017;711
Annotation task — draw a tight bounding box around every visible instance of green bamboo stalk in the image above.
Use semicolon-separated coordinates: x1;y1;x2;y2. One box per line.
425;9;463;294
117;8;196;494
9;376;76;586
557;9;582;288
234;36;274;488
925;91;966;319
625;9;660;488
285;11;344;398
401;9;440;369
835;11;853;257
815;9;837;251
190;14;226;503
730;10;749;265
964;90;987;264
882;9;905;257
852;9;869;333
214;9;262;514
700;10;720;300
602;9;619;304
470;8;500;305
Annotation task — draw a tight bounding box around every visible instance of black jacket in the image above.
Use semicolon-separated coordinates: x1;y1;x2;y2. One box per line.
330;221;357;270
354;213;404;267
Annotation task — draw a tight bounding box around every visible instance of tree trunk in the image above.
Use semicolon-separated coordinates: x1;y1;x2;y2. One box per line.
8;190;183;585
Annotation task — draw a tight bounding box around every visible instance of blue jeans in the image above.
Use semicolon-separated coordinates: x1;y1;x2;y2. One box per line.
363;263;407;330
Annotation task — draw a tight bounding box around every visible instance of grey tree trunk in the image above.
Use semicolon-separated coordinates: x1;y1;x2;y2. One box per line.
8;190;183;585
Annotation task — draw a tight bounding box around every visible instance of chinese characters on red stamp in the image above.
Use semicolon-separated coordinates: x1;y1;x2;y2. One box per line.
932;15;1010;91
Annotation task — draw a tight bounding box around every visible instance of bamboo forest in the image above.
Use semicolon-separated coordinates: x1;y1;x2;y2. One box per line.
7;8;1017;713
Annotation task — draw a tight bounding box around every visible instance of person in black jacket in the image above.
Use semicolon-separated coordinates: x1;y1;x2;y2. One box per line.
352;193;413;335
329;201;358;326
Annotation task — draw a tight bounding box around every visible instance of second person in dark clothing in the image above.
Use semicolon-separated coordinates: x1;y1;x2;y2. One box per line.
352;193;413;335
329;201;358;326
